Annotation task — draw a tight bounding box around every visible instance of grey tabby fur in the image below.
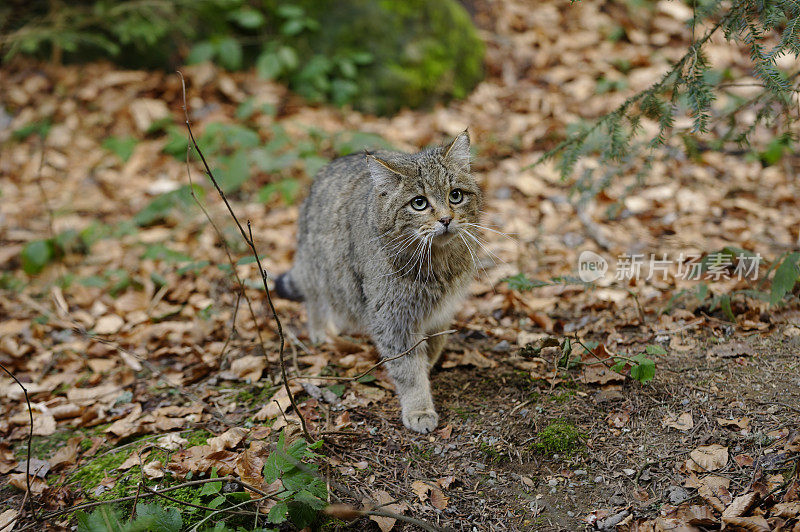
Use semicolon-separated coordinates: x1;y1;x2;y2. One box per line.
275;131;482;433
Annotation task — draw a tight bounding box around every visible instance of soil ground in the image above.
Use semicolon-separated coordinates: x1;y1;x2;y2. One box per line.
2;0;800;530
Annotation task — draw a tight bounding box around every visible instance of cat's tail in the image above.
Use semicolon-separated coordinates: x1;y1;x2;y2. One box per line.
274;270;304;301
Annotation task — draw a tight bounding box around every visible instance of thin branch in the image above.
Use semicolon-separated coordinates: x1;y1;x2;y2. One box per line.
531;13;731;170
16;475;268;529
189;493;273;532
288;330;456;383
276;450;444;532
179;90;268;359
177;71;310;441
0;362;38;520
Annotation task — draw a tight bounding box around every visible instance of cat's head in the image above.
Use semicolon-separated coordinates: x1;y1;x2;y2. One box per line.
366;131;483;253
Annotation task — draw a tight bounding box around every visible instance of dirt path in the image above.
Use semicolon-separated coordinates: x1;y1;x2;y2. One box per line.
317;325;799;530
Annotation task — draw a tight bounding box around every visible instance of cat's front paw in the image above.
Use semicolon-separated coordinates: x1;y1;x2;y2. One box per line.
402;409;439;433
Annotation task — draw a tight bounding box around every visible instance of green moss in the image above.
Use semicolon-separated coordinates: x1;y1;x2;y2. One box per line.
185;429;214;447
531;421;585;457
478;441;508;463
551;390;576;403
14;428;79;459
70;451;132;491
234;383;277;406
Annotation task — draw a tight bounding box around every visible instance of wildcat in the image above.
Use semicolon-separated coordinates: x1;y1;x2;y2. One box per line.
275;131;482;433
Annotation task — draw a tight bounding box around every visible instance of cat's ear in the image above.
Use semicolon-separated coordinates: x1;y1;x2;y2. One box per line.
365;152;405;190
442;130;470;172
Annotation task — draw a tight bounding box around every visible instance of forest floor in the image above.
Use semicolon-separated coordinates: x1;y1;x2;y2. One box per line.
2;0;800;530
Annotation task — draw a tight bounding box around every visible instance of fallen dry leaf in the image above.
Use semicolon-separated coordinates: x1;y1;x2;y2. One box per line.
230;355;266;382
722;492;759;519
0;509;19;531
716;417;750;430
698;475;733;512
142;460;164;479
236;448;266;496
157;433;189;451
608;410;630;428
431;488;449;510
118;450;149;471
8;472;47;494
105;403;143;438
771;501;800;518
721;515;769;531
411;480;430;502
437;475;456;489
368;490;408;532
688;444;728;472
32;412;57;437
663;412;694;431
50;437;81;470
677;504;717;526
94;314;125;334
207;427;248;452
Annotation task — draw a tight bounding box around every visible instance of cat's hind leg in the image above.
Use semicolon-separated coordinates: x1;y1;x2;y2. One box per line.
305;298;331;345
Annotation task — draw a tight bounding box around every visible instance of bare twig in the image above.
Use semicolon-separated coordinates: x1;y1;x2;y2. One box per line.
0;362;38;520
288;330;456;383
141;484;247;514
179;92;268;358
219;288;242;368
189;493;273;532
276;450;444;532
15;475;269;530
177;71;310;441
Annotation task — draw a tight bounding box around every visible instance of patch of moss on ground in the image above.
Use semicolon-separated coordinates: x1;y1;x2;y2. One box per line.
531;420;585;457
478;442;508;463
185;429;213;447
14;427;80;459
551;390;576;403
234;383;277;406
69;451;132;492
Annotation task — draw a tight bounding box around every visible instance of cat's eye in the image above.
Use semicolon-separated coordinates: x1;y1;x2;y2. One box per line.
449;189;464;204
410;196;428;211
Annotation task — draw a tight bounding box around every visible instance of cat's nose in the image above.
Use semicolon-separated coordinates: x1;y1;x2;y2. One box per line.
439;216;452;227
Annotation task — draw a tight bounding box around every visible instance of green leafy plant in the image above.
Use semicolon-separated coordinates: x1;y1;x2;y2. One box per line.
102;135;138;162
261;432;327;528
70;431;327;531
2;1;483;113
77;502;181;532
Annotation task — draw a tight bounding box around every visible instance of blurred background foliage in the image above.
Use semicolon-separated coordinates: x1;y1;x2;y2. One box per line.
0;0;485;114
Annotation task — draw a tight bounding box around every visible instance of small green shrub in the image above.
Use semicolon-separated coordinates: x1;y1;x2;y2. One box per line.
3;0;484;114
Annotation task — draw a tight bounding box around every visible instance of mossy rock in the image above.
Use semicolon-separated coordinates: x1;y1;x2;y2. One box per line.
287;0;485;114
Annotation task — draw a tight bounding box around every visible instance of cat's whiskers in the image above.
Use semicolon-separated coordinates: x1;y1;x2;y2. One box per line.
414;233;434;283
462;222;518;242
387;236;427;278
462;228;507;265
458;232;492;285
379;231;416;253
381;233;417;257
425;235;434;282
